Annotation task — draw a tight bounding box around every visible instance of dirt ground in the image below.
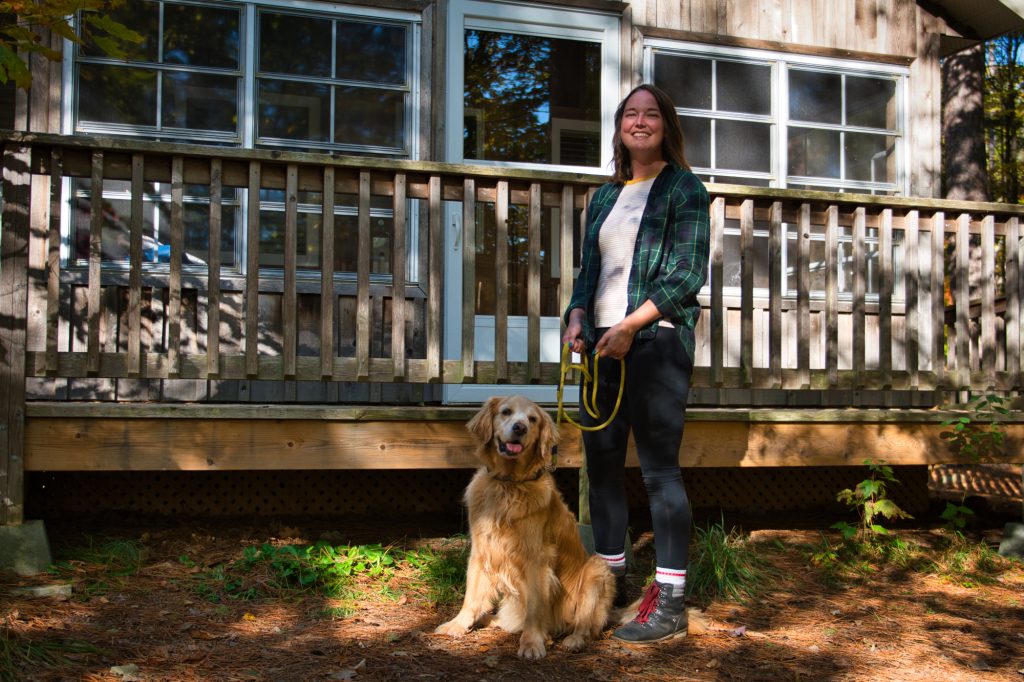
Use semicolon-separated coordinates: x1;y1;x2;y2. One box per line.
3;468;1023;682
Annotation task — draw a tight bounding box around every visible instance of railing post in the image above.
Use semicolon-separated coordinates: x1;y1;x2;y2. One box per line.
1;144;31;525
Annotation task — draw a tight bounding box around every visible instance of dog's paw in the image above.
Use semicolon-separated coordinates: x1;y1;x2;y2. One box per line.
434;620;469;637
517;632;547;660
561;633;588;652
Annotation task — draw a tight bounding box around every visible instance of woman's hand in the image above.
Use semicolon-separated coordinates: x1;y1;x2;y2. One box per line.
562;310;586;354
594;322;637;359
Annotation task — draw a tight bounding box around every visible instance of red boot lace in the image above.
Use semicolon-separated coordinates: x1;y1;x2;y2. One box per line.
634;582;661;623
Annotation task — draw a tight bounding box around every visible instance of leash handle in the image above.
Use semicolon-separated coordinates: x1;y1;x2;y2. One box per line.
556;343;625;433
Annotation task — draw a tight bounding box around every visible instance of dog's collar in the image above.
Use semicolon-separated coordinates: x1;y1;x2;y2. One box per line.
489;464;553;483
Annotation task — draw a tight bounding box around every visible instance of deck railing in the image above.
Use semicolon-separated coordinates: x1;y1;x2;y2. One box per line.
2;133;1023;397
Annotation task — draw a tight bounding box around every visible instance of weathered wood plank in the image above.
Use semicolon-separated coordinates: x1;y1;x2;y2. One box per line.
558;185;574;341
930;212;946;381
283;164;298;378
356;171;372;381
392;172;407;380
825;205;839;386
980;215;996;387
207;158;222;377
320;166;335;378
710;196;725;386
86;151;103;374
167;156;184;376
879;208;893;387
852;207;866;376
740;199;754;385
955;213;971;389
1;144;31;524
527;182;541;384
427;175;442;382
1007;217;1021;385
245;161;260;377
461;178;476;381
768;200;782;387
797;202;810;387
495;180;509;382
45;149;62;373
903;210;919;387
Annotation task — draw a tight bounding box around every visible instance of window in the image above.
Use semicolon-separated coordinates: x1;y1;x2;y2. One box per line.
647;40;907;194
66;0;419;276
648;41;908;301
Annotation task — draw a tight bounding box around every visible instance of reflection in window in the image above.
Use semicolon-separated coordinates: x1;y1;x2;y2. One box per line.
463;30;601;166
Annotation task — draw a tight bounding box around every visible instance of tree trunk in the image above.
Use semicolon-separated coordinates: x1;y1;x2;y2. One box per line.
942;42;990;202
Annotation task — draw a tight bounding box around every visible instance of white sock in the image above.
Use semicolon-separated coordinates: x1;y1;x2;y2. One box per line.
597;551;626;574
655;567;686;587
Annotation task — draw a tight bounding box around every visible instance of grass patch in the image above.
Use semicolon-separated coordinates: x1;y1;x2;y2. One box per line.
687;517;767;604
405;536;469;607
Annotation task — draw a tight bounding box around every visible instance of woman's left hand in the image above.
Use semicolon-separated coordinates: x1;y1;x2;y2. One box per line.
594;322;636;359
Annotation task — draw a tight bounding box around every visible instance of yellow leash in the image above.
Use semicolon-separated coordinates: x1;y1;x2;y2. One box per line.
555;342;625;433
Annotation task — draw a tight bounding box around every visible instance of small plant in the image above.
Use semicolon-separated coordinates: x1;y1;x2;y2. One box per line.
687;516;766;603
939;498;975;533
407;537;469;606
832;460;913;543
940;394;1010;464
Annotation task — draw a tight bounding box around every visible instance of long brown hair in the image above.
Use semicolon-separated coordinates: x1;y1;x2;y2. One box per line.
611;84;689;184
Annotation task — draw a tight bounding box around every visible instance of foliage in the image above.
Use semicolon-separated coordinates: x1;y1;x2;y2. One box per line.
939;393;1010;463
404;537;469;607
687;516;767;604
0;628;105;682
939;499;975;532
928;533;1007;586
832;460;913;542
985;31;1024;204
0;0;142;90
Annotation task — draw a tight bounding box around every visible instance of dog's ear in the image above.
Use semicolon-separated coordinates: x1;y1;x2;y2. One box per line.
536;406;559;467
466;396;501;444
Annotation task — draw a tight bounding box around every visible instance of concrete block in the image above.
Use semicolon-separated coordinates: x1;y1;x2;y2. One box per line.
998;521;1024;559
0;520;53;576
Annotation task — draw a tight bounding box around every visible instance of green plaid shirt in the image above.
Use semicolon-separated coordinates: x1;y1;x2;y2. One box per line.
565;164;710;362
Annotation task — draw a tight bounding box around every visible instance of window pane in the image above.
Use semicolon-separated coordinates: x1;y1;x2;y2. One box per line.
81;1;158;61
259;12;332;77
182;202;236;267
164;4;240;69
258;211;329;269
463;30;601;165
716;120;771;172
163;72;238;132
788;127;840;178
846;76;896;129
258;80;330;141
332;214;393;274
79;64;157;126
334;87;404;149
654;55;711;110
717;60;771;115
712;175;771;187
336;22;406;85
789;70;841;124
679;116;710;168
845;132;896;183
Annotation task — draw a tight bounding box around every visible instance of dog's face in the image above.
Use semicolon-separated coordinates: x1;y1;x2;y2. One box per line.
466;395;558;473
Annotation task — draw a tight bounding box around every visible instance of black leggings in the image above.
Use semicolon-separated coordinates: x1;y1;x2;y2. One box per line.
581;327;693;570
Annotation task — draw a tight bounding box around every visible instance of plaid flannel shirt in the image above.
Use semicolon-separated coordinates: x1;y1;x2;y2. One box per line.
565;164;710;362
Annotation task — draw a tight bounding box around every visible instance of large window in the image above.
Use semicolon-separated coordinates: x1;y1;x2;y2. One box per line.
647;40;907;195
66;0;419;276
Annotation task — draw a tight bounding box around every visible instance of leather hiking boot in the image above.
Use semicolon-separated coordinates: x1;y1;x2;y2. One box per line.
612;572;629;609
612;581;687;643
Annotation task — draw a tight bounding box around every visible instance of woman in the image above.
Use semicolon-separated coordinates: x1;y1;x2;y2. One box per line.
562;84;710;644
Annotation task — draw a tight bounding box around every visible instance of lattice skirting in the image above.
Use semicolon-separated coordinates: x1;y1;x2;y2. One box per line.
25;466;931;519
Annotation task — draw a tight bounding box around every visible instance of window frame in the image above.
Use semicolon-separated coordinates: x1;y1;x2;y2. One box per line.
61;0;422;283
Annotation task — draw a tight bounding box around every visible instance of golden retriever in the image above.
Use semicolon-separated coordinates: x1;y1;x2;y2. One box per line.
434;395;615;659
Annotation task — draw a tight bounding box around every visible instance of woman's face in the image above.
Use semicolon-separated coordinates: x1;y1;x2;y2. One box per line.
618;89;665;161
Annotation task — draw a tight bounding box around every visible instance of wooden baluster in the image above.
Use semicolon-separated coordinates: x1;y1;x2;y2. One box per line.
356;171;371;381
768;201;782;388
710;196;725;387
527;182;541;384
320;167;335;379
86;150;103;375
879;208;893;388
740;199;754;386
1006;216;1021;388
931;212;946;386
981;215;996;389
283;164;298;379
427;175;442;382
245;160;260;378
461;179;476;382
903;210;920;389
797;202;810;389
392;172;407;381
852;207;866;380
45;148;63;374
558;185;574;341
825;205;839;387
167;156;184;377
494;181;509;383
207;158;222;378
955;213;971;389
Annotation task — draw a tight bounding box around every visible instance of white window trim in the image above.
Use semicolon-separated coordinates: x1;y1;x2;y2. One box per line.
643;38;910;195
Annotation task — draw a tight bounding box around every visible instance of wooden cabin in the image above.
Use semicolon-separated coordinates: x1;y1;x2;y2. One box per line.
2;0;1024;524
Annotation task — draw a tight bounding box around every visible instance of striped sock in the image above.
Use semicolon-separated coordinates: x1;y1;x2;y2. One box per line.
597;551;626;575
655;566;687;587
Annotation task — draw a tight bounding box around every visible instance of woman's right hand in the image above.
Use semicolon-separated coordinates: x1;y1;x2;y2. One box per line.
562;310;585;354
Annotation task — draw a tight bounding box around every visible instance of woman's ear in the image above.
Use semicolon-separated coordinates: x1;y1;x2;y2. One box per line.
466;396;501;444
